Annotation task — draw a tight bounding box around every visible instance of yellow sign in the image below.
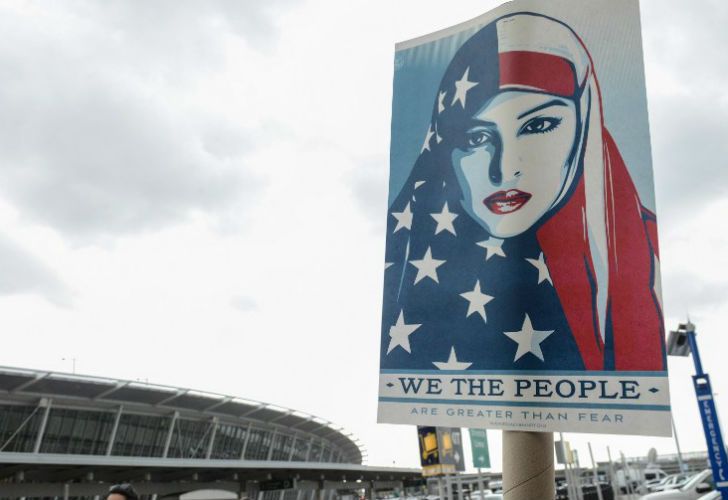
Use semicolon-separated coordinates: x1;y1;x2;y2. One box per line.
422;464;456;477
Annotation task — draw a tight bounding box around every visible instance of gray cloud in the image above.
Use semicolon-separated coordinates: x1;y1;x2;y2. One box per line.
0;235;72;306
0;1;299;240
649;96;728;222
642;0;728;222
230;295;257;312
347;155;389;233
661;269;728;315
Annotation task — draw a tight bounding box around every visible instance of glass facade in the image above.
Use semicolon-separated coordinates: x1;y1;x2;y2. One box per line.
40;408;114;455
0;405;43;453
0;404;352;464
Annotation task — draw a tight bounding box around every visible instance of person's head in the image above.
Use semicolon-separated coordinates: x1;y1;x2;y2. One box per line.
430;13;593;238
106;483;139;500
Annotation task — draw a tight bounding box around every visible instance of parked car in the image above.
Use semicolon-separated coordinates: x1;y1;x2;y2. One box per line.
638;469;670;494
639;469;713;500
556;481;614;500
696;491;721;500
616;467;643;493
698;491;720;500
487;480;502;493
650;474;694;493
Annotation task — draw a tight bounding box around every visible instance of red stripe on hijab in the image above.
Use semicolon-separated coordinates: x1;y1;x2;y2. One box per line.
499;51;576;97
536;130;664;371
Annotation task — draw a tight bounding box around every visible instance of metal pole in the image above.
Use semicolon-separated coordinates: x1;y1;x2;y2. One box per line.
266;429;278;461
686;329;704;375
162;411;178;458
670;414;685;472
106;405;123;456
205;417;219;459
685;324;728;496
587;443;604;500
445;474;453;500
564;461;574;500
33;398;52;453
289;433;298;461
606;447;618;500
502;431;553;500
565;459;581;500
240;422;253;460
476;468;485;497
438;477;444;500
620;452;635;499
560;432;579;500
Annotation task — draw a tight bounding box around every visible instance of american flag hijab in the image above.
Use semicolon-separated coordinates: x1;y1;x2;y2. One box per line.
381;13;665;372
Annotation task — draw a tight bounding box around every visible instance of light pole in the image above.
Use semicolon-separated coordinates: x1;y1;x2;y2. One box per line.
668;321;728;495
61;357;76;374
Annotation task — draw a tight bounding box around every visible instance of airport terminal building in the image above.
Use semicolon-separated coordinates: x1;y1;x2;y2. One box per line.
0;367;420;499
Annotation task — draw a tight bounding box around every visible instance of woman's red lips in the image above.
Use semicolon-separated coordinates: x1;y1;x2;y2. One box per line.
483;190;532;214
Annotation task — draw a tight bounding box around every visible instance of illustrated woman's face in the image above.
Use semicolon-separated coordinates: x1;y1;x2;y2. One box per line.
451;91;578;238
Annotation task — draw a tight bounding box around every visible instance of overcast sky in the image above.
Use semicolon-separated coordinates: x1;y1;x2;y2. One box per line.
1;0;728;473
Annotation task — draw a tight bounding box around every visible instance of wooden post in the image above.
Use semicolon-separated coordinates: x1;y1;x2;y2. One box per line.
502;431;554;500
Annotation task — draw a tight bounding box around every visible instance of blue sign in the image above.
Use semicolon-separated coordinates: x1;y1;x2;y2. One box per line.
693;374;728;495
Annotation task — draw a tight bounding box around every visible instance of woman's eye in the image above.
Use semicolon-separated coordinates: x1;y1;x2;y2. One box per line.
465;130;491;147
519;116;562;135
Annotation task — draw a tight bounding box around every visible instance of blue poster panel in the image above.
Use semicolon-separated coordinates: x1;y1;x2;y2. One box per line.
378;0;671;435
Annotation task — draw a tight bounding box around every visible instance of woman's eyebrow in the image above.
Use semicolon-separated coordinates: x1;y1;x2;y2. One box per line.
517;99;568;119
468;119;497;127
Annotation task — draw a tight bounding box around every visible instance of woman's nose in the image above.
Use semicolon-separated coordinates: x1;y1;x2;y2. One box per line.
489;138;522;185
487;134;504;185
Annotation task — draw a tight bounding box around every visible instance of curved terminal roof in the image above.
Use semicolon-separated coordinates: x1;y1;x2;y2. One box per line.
0;366;364;464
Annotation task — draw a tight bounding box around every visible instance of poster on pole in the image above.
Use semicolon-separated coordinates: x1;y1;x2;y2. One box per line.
417;426;466;476
378;0;670;436
469;429;490;468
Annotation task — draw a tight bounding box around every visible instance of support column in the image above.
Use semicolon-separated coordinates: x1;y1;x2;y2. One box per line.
162;411;179;458
33;398;52;454
106;405;123;456
240;423;253;460
266;429;278;461
206;417;219;459
289;433;298;461
502;431;554;500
